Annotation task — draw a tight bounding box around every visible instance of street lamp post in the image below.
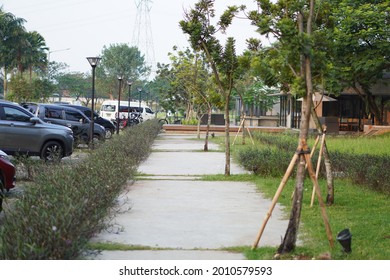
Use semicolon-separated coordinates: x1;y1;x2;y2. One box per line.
127;80;132;119
117;75;124;134
86;56;101;149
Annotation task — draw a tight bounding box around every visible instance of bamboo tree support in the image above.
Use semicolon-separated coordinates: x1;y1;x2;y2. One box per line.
310;129;327;207
290;134;320;200
304;151;334;248
252;153;299;249
232;115;254;145
252;142;334;250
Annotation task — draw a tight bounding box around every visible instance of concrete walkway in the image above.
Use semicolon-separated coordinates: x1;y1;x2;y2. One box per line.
90;133;288;260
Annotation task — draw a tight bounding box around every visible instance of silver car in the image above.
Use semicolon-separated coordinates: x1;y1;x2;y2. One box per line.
0;100;74;161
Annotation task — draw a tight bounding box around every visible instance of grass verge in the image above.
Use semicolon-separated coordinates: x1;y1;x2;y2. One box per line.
202;173;390;260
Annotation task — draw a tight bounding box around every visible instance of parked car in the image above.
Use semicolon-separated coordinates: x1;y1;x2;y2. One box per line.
0;150;16;212
0;150;15;191
0;100;74;161
59;104;115;139
22;103;106;146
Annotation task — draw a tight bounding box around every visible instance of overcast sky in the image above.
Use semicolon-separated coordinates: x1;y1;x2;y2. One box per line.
1;0;261;75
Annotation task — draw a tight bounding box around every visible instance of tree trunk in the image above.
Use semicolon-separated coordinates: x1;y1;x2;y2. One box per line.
278;2;314;253
200;41;231;176
365;91;382;125
278;155;306;253
225;93;231;175
353;85;382;125
204;106;211;151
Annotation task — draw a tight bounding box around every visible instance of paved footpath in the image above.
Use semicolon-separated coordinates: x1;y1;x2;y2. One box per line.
91;133;288;260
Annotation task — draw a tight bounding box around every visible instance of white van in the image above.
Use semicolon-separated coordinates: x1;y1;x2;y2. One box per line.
99;100;155;122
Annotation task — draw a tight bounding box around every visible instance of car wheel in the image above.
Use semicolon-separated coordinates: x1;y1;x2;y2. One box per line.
40;141;63;162
94;134;104;143
105;128;113;139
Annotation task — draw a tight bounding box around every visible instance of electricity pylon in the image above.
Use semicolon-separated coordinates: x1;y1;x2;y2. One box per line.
132;0;155;76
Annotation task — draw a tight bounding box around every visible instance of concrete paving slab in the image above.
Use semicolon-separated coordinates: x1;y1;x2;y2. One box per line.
139;152;248;176
92;180;287;249
152;137;220;151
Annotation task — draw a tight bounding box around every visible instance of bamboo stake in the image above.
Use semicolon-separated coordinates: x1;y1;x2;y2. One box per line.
310;131;326;207
310;135;320;158
232;117;245;145
246;125;254;145
291;135;319;200
304;153;334;248
252;153;299;249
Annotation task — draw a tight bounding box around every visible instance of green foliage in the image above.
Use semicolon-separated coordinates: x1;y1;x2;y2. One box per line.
0;120;161;259
7;76;31;102
7;75;54;102
0;8;47;74
99;44;149;79
330;151;390;195
180;0;238;93
96;44;149;99
237;132;390;195
237;146;292;177
55;72;90;101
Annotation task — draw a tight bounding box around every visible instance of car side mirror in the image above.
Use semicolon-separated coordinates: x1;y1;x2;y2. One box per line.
30;117;41;124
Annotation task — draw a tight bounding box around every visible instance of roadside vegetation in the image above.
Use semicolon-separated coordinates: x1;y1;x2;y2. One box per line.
218;131;390;260
0;120;161;260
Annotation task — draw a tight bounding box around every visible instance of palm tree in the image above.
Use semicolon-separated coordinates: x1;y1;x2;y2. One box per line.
23;31;49;80
0;7;26;95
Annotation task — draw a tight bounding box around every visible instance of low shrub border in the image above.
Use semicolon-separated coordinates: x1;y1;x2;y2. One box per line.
238;132;390;195
0;120;161;259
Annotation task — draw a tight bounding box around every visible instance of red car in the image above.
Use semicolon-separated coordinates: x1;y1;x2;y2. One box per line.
0;150;15;211
0;150;16;191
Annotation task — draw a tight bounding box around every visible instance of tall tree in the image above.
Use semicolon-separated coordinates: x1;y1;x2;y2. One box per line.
97;44;149;99
0;8;26;95
180;0;241;175
55;72;90;103
331;0;390;124
23;31;48;79
250;0;334;254
249;0;336;205
152;62;186;116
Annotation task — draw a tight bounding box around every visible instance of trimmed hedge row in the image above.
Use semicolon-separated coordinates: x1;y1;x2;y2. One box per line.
238;132;390;195
330;151;390;194
0;120;161;259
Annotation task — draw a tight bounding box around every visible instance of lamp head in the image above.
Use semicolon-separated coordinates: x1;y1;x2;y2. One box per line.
86;57;101;68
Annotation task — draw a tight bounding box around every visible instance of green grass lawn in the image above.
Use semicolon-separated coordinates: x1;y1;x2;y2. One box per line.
325;133;390;155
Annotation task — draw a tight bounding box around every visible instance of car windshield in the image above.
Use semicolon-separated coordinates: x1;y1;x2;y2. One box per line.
101;105;115;112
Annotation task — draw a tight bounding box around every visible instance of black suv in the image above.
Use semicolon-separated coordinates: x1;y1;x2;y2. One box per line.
22;103;106;146
0;100;74;161
59;104;115;138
